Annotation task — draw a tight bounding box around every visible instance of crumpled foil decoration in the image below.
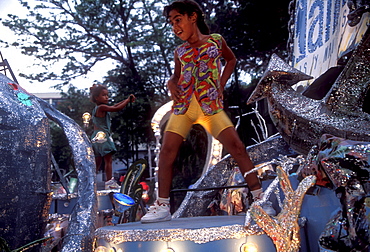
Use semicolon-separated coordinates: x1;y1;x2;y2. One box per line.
243;155;306;226
247;28;370;155
249;166;316;252
299;134;370;251
247;53;313;105
0;73;97;251
37;97;97;252
0;74;51;250
172;134;296;218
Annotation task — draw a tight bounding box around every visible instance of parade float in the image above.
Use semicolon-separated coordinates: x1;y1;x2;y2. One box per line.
0;0;369;251
94;0;370;251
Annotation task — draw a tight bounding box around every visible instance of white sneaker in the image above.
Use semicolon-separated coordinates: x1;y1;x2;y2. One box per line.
141;201;171;223
105;177;120;190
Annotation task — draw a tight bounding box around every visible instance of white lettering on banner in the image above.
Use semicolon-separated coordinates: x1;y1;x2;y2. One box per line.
292;0;369;85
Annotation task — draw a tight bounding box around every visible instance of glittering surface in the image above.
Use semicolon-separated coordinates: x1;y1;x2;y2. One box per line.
299;134;370;251
247;30;370;155
0;73;52;250
249;166;316;252
94;136;295;246
93;154;312;248
95;216;265;245
247;53;313;105
172;134;296;218
38;97;97;251
300;134;370;188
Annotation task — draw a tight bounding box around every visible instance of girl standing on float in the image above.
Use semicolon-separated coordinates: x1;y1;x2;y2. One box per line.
90;84;136;190
141;0;275;223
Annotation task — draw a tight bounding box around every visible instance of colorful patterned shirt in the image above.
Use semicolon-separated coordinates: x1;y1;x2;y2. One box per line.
173;33;224;115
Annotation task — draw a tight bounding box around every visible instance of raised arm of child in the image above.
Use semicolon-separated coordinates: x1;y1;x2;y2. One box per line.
96;94;136;116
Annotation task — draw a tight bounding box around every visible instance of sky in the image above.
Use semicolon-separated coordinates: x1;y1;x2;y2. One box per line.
0;0;113;94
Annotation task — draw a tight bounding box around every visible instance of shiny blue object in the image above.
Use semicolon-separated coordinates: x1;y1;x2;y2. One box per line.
113;193;134;213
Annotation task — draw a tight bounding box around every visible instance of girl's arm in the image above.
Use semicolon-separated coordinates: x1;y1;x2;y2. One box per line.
167;50;181;102
97;94;136;116
219;36;237;95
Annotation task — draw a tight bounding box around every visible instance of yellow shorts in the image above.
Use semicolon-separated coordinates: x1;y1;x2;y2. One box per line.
165;96;234;139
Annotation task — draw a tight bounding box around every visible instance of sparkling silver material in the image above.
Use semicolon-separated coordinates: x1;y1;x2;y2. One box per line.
249;167;316;252
95;220;265;245
0;73;52;250
38;97;97;252
172;134;296;218
247;29;370;155
0;73;97;251
299;134;370;251
244;155;306;228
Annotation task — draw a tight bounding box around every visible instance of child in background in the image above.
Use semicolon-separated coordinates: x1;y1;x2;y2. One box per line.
141;0;275;223
90;84;136;190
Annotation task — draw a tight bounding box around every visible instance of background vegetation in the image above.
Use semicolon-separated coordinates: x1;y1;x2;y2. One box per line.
1;0;293;186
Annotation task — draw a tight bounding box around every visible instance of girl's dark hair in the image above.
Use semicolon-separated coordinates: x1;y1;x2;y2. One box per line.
90;84;107;103
163;0;210;35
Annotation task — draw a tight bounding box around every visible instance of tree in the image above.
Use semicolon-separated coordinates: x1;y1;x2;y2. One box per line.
1;0;292;92
1;0;176;98
103;66;157;165
2;0;293;158
57;86;95;129
195;0;292;79
1;0;178;165
50;86;94;173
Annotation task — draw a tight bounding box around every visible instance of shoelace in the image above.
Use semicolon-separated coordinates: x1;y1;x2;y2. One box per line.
148;202;169;212
148;205;158;211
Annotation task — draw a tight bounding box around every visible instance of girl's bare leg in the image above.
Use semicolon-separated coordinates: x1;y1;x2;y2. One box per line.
103;153;113;181
158;131;184;198
217;127;261;190
95;156;103;174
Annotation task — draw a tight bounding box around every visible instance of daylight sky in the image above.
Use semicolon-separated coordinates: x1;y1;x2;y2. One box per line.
0;0;113;94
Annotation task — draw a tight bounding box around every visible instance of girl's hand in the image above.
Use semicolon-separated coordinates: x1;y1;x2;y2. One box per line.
168;79;180;102
218;85;225;100
128;94;136;103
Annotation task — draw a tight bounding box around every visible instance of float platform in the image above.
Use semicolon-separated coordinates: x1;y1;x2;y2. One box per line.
94;215;276;252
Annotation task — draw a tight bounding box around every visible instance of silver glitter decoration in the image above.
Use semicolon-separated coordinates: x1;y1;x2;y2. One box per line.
172;134;296;218
249;166;316;252
95;216;265;245
244;155;305;227
299;134;370;251
38;97;97;252
247;53;313;105
247;29;370;155
0;73;52;250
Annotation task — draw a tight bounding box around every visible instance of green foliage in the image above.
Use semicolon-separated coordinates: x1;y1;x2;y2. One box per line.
50;122;73;173
103;66;157;164
2;0;176;96
171;124;208;211
196;0;292;78
2;0;291;169
57;86;95;130
0;237;10;252
50;86;94;171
